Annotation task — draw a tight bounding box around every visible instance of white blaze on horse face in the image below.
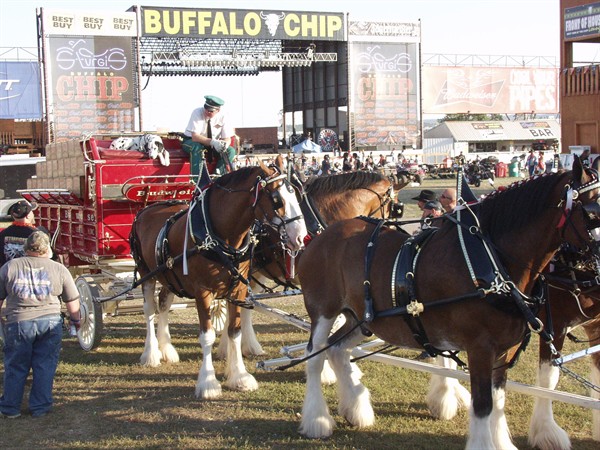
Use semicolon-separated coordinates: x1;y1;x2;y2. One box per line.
277;182;307;251
591;227;600;241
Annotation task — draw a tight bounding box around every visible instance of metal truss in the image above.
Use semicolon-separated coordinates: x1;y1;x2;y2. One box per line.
0;47;38;61
140;38;337;75
422;53;558;68
138;38;337;75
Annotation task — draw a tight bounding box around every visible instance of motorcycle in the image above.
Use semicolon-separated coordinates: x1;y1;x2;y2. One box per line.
464;159;495;187
394;161;426;185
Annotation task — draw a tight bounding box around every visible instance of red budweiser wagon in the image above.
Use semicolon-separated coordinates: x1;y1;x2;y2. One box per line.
18;134;207;351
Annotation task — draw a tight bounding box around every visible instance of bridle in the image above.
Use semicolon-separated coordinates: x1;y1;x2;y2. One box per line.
249;164;304;251
361;182;395;219
556;166;600;250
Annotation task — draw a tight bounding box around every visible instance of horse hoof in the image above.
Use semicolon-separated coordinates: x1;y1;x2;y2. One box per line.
195;383;222;400
320;361;337;385
338;387;374;428
299;417;335;439
242;346;266;357
140;351;162;368
161;344;180;364
225;373;258;392
528;421;571;450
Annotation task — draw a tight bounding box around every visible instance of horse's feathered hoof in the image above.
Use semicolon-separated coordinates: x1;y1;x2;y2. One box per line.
299;416;335;439
338;385;374;428
320;360;337;385
140;349;162;368
195;382;222;400
225;372;258;392
528;418;571;450
161;344;180;364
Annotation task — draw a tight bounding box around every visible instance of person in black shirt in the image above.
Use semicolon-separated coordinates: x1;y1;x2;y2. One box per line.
0;200;48;266
320;154;332;175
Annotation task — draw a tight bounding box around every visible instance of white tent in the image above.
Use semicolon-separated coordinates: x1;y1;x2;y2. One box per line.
292;139;321;153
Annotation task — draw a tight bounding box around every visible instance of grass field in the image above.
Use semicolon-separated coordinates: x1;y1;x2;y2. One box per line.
0;173;598;449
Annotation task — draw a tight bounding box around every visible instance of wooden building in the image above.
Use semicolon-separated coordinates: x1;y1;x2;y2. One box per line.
0;119;45;156
560;1;600;154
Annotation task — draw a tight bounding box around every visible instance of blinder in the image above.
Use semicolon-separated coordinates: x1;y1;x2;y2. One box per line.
563;166;600;244
270;188;285;211
391;201;404;219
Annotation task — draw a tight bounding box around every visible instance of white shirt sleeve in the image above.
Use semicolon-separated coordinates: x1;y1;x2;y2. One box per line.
185;108;208;137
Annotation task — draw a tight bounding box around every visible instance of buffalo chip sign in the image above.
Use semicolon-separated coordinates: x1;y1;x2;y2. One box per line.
140;6;345;41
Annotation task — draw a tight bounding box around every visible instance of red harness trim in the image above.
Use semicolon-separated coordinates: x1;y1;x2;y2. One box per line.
556;207;570;229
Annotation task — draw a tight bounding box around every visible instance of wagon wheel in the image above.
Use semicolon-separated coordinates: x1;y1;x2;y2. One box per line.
75;277;104;351
210;298;228;334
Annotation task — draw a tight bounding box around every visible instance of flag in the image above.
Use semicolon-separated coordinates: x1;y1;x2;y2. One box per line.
457;167;478;203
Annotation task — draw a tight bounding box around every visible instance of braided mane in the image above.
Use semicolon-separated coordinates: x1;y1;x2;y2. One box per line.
474;171;569;239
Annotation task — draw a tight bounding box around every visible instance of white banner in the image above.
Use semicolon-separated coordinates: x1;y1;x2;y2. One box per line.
43;9;137;37
422;66;559;114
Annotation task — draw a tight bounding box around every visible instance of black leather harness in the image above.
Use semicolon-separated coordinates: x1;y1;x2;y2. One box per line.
153;186;257;300
358;206;551;367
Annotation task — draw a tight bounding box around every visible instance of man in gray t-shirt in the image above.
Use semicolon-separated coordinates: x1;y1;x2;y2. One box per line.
0;231;80;418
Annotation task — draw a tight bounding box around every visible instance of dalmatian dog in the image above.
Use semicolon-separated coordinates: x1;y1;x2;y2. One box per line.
109;134;170;166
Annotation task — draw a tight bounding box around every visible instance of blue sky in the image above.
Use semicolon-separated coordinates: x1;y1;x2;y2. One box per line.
0;0;563;130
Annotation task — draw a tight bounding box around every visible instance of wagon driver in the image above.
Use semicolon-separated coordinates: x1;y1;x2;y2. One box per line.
182;95;237;178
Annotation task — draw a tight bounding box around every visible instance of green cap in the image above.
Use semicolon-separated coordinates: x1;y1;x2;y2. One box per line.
204;95;225;108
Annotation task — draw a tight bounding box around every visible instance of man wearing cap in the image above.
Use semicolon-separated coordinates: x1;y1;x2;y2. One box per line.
0;231;80;418
411;189;438;212
182;95;237;178
0;200;46;266
422;200;444;220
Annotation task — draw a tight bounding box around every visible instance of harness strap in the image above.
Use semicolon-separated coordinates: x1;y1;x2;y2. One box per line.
299;193;327;236
363;218;387;322
275;317;366;371
157;208;196;298
544;271;600;289
444;211;556;346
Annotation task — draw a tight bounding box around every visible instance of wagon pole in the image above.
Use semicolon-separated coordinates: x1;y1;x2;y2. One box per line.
258;338;600;410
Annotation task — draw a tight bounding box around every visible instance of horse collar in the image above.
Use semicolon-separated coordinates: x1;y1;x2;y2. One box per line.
189;190;254;260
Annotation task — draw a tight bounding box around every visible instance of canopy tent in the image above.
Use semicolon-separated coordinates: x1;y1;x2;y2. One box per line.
292;139;322;153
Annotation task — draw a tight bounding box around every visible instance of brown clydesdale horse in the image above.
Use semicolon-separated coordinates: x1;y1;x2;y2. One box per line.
129;155;306;399
296;156;600;448
422;178;600;448
527;246;600;449
427;241;600;449
217;170;397;358
425;233;600;450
